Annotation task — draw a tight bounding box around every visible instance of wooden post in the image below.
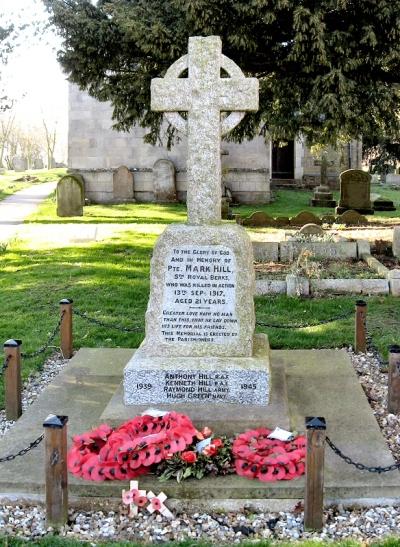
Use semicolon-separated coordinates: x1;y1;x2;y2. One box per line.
43;414;69;528
304;416;326;532
59;299;73;359
3;339;22;421
355;300;367;353
388;345;400;414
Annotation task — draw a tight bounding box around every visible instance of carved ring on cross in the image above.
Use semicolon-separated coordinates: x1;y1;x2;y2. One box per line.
163;54;248;137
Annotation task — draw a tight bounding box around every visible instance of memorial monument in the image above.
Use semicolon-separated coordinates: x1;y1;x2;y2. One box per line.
336;169;374;215
311;153;336;208
123;37;272;417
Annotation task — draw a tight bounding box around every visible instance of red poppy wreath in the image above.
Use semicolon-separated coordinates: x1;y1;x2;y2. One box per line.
67;412;197;481
232;428;306;482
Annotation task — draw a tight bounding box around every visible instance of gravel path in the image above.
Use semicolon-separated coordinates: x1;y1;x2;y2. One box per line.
1;349;400;543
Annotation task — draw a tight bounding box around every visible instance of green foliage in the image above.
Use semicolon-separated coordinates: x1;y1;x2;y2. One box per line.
44;0;400;147
0;168;67;201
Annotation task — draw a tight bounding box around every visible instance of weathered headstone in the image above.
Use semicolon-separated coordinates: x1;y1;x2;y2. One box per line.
336;169;374;215
152;159;176;202
56;174;85;217
113;166;135;202
12;156;27;172
33;158;44;170
298;223;325;236
290;211;322;226
123;37;272;416
242;211;276;227
336;209;368;225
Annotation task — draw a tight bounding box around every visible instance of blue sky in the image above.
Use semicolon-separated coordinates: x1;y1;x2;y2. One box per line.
2;0;68;158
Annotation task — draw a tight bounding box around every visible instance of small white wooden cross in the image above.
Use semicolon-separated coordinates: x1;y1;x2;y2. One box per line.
151;36;259;225
122;480;147;517
146;490;174;519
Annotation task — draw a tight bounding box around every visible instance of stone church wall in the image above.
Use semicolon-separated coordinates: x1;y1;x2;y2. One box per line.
68;84;271;204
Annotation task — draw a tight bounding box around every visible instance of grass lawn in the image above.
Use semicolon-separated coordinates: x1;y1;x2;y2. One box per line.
0;169;67;201
27;185;400;225
3;536;400;546
0;232;399;409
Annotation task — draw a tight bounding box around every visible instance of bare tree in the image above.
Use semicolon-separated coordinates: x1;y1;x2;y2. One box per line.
42;119;57;169
0;112;15;167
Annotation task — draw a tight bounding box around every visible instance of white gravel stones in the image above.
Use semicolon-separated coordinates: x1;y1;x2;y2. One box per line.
2;350;400;542
3;504;400;542
0;352;69;436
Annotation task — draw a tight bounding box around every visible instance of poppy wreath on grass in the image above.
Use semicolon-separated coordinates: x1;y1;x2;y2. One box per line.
67;412;197;481
232;428;306;482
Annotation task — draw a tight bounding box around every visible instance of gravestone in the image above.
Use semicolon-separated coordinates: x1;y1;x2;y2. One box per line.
336;169;374;215
56;174;85;217
113;166;135;202
298;223;325;236
152;159;176;202
123;37;272;415
12;156;27;172
33;158;44;170
311;153;336;208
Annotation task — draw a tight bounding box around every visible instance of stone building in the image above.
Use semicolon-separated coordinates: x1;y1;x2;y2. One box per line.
68;84;362;204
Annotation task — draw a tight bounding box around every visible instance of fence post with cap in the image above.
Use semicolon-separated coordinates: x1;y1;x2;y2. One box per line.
388;345;400;414
304;416;326;532
4;339;22;421
355;300;367;353
43;414;69;528
59;299;73;359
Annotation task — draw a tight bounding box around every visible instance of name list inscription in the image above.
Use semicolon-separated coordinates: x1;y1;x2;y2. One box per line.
129;369;269;405
161;245;239;344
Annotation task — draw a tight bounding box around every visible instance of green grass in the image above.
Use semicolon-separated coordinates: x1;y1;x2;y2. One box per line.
233;185;400;224
0;232;399;409
0;169;67;201
27;185;400;225
28;195;187;224
2;537;400;546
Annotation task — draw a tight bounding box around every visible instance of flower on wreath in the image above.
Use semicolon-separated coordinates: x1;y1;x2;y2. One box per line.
181;450;197;464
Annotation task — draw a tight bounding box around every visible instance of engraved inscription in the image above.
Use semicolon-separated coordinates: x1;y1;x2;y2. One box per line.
162;245;239;343
128;369;269;405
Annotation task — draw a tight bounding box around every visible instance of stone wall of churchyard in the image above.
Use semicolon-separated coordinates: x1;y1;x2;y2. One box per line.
68;84;271;204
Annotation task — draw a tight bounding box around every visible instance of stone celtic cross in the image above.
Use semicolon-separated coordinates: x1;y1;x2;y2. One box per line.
151;36;259;225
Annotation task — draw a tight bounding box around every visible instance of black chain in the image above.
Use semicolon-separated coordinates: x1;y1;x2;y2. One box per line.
326;436;400;473
74;309;144;333
256;309;353;329
0;433;44;463
0;355;11;376
21;311;65;360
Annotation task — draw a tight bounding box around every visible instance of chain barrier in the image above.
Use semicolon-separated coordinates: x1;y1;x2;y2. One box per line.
363;315;389;369
326;436;400;473
21;311;65;360
0;355;11;376
255;309;353;329
74;309;144;333
0;433;44;463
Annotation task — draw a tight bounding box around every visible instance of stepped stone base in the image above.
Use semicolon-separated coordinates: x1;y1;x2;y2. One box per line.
311;198;337;208
0;348;399;506
104;334;288;434
123;334;270;407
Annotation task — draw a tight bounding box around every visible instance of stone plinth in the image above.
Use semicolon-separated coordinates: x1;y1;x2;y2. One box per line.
139;223;255;358
311;185;336;208
124;334;270;406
